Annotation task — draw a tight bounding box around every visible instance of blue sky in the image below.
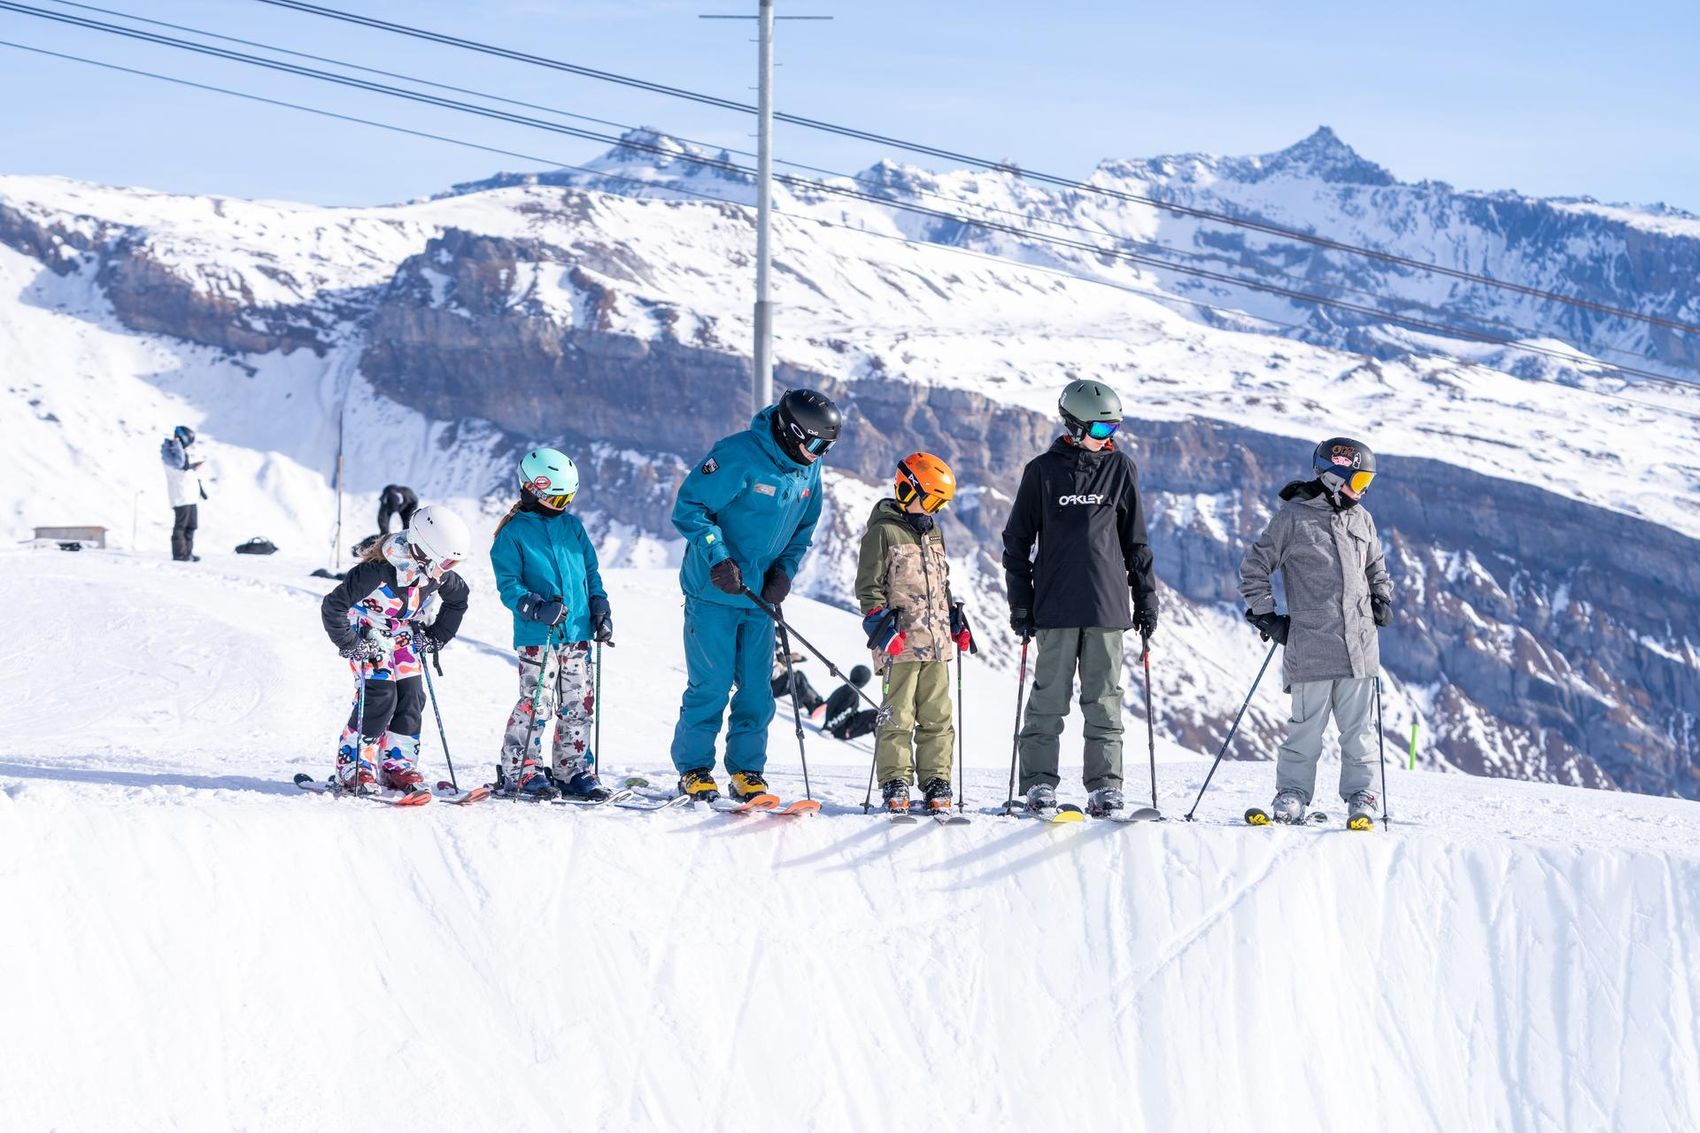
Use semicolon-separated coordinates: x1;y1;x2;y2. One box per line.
0;0;1694;209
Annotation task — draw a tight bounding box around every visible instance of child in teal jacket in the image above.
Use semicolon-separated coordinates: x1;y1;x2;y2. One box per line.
490;447;614;801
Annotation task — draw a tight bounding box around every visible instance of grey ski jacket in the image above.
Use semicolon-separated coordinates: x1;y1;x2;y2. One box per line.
1239;490;1392;691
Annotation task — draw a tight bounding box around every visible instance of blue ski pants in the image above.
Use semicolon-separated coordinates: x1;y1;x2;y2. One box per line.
669;598;776;776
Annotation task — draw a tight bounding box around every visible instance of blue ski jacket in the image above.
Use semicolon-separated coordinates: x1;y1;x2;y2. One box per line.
490;507;606;647
673;406;824;608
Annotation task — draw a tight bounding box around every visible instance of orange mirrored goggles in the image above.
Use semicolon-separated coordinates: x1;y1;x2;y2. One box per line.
920;492;950;514
1344;470;1376;495
538;491;574;509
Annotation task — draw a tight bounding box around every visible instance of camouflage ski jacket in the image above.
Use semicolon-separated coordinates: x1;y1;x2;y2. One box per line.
854;499;956;664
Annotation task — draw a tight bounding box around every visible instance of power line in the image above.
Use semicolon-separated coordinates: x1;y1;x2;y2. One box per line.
38;0;1667;369
247;0;1700;341
2;34;1693;424
1;0;1681;384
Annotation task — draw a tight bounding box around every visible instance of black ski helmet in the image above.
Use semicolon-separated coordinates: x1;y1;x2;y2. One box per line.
849;664;872;688
772;389;843;462
1312;437;1377;498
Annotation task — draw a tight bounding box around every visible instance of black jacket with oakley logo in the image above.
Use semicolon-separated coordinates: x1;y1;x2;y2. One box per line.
1000;436;1158;630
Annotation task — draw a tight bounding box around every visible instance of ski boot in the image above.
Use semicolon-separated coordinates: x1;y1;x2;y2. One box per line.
1086;785;1125;818
1347;791;1378;830
882;779;912;813
380;759;428;795
555;766;612;802
679;768;720;802
498;760;561;801
808;702;828;726
728;771;772;802
1024;782;1058;814
921;778;952;813
1271;789;1307;824
335;755;378;794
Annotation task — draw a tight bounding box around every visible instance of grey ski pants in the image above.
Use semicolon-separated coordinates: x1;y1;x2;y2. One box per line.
1017;627;1124;792
1275;677;1377;804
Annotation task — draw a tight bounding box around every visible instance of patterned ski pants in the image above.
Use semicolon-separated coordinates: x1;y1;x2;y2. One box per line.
500;642;596;781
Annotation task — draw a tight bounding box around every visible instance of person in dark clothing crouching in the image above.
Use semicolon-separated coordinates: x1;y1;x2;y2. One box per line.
820;664;878;741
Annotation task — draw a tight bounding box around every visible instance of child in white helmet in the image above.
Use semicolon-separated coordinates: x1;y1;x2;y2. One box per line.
490;448;615;801
319;505;472;795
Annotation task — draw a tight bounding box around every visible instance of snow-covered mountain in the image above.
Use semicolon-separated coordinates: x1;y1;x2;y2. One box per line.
3;128;1696;797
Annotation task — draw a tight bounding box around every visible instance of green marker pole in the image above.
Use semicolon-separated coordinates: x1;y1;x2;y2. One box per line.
1408;721;1418;771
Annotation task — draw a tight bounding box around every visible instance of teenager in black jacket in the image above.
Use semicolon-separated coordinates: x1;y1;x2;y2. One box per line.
1001;380;1160;817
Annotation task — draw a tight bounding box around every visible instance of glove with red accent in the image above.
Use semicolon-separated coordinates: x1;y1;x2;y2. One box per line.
949;601;977;655
862;607;907;656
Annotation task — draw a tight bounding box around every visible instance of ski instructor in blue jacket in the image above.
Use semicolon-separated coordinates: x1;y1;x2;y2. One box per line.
669;389;842;804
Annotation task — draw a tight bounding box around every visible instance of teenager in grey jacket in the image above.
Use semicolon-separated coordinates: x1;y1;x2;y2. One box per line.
1239;437;1392;827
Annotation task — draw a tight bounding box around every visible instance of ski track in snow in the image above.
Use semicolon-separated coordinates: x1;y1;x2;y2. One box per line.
2;549;1699;1131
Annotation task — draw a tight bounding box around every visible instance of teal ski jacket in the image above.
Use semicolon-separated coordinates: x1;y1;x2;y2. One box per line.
490;507;606;647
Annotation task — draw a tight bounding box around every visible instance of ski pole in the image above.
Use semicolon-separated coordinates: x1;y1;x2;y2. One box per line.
955;651;965;810
776;622;814;801
1141;634;1158;813
593;638;602;779
1375;675;1391;830
741;587;883;713
1183;641;1278;822
861;658;892;814
352;653;369;795
1003;635;1031;815
419;645;458;791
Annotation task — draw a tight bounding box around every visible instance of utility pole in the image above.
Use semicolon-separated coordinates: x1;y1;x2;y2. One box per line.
753;0;775;415
701;5;831;419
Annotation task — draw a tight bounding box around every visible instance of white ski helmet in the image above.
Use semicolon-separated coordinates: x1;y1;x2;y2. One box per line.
518;447;579;509
405;505;471;570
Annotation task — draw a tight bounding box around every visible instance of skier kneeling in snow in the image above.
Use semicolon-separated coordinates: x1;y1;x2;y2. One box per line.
668;389;839;803
821;665;878;742
490;448;614;802
1239;436;1393;829
320;505;471;795
857;452;974;815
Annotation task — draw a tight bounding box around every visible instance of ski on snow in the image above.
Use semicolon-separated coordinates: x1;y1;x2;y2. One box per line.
1244;807;1333;827
433;781;491;805
624;779;818;817
294;772;431;807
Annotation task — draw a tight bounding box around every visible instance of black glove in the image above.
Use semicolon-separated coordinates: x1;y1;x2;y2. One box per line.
709;558;744;596
518;593;566;627
337;629;385;663
761;566;791;607
1009;607;1036;640
589;595;614;644
1132;592;1159;639
1372;595;1392;628
949;601;978;655
1244;608;1291;645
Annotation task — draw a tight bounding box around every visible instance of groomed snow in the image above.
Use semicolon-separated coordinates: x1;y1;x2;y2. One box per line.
3;548;1697;1131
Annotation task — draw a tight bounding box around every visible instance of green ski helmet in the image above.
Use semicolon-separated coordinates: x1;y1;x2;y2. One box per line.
1058;380;1123;442
518;447;579;510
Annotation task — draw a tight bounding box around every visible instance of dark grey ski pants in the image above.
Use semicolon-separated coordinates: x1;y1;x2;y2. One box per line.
1017;626;1124;791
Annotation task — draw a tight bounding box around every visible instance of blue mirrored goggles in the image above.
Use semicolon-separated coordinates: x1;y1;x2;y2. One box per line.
1085;419;1121;440
802;435;835;456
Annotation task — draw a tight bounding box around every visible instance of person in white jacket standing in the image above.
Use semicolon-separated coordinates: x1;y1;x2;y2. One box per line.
160;425;206;561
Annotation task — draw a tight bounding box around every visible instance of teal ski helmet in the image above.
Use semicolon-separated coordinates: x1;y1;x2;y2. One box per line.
519;448;579;510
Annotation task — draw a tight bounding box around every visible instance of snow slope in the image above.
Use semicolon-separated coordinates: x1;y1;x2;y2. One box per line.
4;546;1697;1131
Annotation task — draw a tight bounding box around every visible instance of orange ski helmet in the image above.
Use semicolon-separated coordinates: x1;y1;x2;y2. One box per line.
895;452;956;514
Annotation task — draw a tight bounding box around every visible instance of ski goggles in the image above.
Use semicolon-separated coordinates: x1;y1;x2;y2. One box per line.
1084;419;1121;441
1340;469;1376;495
800;435;835;457
536;490;574;510
410;545;461;574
